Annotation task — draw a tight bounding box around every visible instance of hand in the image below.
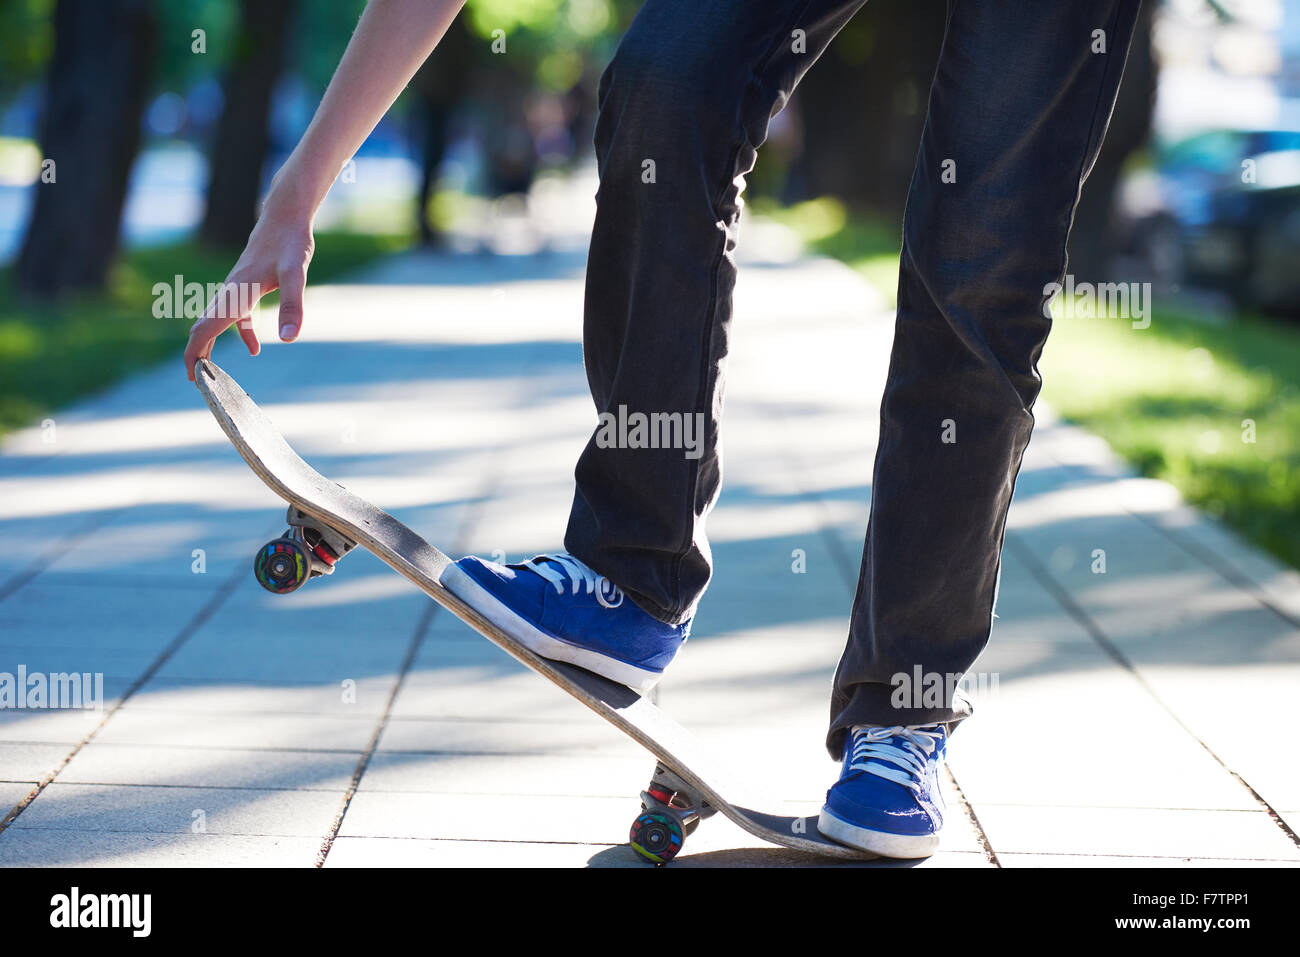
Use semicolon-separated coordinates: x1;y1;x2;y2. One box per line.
183;190;316;382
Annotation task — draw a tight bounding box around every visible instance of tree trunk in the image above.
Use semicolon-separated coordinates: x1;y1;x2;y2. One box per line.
15;0;156;298
410;18;475;245
795;1;948;223
199;0;297;249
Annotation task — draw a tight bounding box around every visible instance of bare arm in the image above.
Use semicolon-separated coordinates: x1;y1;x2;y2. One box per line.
184;0;466;380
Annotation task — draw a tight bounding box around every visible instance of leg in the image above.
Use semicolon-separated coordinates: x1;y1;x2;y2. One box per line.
827;0;1143;750
564;0;868;624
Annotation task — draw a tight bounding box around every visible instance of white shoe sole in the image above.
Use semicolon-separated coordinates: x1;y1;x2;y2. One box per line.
439;562;664;692
817;807;941;859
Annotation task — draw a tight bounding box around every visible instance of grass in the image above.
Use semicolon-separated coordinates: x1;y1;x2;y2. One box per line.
1039;305;1300;570
761;197;1300;570
0;230;411;437
752;197;902;305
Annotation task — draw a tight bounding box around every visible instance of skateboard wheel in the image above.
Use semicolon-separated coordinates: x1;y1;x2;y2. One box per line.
629;809;684;864
254;537;312;594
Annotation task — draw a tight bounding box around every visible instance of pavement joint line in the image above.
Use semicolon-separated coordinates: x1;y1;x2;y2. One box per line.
1005;532;1300;852
943;765;1001;868
329;835;623;847
50;703;400;719
340;788;635;798
740;372;1003;863
806;449;1005;865
0;741;367;755
0;506;127;604
313;600;438;869
1128;506;1300;630
1041;441;1300;630
0;463;362;834
0;574;217;593
0;555;250;838
25;780;352;794
6;825;348;839
314;439;516;867
0;429;454;840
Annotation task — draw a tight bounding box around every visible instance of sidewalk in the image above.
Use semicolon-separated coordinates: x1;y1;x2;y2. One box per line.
1;229;1297;867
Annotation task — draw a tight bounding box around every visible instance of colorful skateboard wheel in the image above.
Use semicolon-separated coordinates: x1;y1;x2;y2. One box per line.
629;808;685;864
254;537;312;594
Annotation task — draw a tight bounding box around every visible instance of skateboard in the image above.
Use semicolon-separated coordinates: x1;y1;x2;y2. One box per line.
194;358;873;865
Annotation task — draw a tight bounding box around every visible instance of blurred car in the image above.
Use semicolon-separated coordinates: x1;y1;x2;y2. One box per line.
1122;127;1300;315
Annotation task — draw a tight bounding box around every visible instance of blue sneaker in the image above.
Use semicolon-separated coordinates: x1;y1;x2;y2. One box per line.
440;551;689;691
818;724;947;858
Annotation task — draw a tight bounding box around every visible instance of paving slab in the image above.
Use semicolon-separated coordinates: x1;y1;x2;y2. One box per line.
1;218;1297;867
10;782;345;838
0;830;321;867
91;708;377;752
0;708;106;746
975;805;1300;860
58;743;359;792
127;676;398;717
0;743;71;784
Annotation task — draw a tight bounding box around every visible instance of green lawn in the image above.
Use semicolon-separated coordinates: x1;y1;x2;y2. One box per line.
0;230;411;436
1040;305;1300;570
760;199;1300;570
753;197;902;305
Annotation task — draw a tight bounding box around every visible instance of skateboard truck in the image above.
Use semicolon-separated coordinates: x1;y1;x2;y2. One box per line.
253;506;357;594
629;762;718;864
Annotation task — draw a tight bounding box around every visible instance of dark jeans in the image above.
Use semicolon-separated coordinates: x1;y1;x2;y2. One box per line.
563;0;1142;758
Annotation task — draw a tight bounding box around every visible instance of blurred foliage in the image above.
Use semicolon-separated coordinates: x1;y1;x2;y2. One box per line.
152;0;370;95
766;202;1300;570
0;0;636;103
153;0;237;90
0;230;409;436
289;1;369;93
460;0;632;92
1041;305;1300;570
755;197;903;306
0;0;55;97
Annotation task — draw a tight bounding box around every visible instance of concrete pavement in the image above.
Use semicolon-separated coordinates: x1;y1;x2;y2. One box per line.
1;222;1297;867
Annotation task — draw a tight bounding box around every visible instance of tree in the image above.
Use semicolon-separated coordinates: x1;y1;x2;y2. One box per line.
199;0;297;249
15;0;156;298
410;17;476;245
795;3;948;223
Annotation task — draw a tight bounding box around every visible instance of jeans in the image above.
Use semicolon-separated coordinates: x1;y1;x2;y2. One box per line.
562;0;1142;758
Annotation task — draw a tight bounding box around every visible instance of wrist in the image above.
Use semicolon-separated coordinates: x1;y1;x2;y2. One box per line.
263;152;334;221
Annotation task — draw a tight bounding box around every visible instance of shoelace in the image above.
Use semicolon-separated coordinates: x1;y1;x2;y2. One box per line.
527;552;625;609
847;725;944;794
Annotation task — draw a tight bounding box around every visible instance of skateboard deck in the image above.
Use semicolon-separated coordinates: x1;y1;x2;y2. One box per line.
195;358;873;864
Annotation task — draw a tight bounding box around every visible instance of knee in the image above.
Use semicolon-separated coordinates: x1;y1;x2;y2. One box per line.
594;20;744;157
